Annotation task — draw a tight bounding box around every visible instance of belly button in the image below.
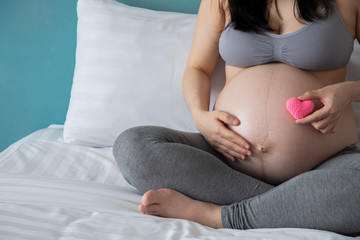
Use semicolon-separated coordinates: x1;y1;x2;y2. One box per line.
256;144;268;153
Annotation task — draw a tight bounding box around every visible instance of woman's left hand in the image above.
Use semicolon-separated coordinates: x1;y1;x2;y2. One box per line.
295;82;353;134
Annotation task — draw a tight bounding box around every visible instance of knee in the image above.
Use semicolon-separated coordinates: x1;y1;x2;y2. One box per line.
112;126;163;187
113;126;150;168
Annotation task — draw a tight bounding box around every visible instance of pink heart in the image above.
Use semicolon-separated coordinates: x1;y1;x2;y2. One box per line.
286;97;314;120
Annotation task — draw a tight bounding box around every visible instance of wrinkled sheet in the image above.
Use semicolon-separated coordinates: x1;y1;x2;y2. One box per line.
0;125;357;240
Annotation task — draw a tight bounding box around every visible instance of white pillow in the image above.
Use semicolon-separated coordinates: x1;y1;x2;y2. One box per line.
64;0;360;148
63;0;209;147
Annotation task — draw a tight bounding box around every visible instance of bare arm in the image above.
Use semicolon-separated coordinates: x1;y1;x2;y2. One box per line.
183;0;252;161
344;0;360;103
183;0;224;116
296;0;360;133
349;0;360;102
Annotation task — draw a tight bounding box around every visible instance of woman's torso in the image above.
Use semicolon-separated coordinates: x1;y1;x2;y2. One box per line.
213;0;358;184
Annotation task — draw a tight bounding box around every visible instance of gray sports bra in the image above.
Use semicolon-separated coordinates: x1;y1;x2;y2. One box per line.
218;1;354;70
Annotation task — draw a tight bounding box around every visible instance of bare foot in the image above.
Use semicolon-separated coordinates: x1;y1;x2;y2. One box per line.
138;188;223;229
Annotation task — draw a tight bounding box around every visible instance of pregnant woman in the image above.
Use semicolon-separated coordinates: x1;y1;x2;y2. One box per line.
113;0;360;235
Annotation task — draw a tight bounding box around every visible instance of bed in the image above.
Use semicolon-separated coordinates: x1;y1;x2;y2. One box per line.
1;0;360;239
0;125;358;239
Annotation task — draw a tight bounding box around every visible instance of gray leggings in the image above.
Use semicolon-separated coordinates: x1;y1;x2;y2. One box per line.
112;126;360;235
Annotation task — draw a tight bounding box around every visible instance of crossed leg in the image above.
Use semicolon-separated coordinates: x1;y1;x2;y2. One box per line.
113;126;360;235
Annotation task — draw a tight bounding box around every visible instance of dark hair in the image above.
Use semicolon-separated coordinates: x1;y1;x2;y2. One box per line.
223;0;334;33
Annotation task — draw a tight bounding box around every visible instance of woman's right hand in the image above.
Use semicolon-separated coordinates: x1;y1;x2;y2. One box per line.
193;110;252;162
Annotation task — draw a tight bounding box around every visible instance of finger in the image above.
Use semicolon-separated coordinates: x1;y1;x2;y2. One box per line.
212;144;236;161
224;152;238;162
224;153;236;162
216;148;237;162
319;121;337;134
217;111;240;126
219;125;251;150
219;136;251;158
297;90;322;101
311;116;337;130
295;108;329;125
215;140;247;160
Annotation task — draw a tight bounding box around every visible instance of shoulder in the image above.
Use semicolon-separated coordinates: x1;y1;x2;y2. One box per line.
332;0;358;39
334;0;359;15
341;0;360;41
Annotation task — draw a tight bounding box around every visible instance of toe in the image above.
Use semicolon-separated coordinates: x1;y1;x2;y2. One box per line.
141;190;159;206
138;204;145;214
139;203;159;215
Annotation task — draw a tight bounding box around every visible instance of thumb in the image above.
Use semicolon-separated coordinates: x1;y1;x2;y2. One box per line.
297;90;321;101
218;111;240;126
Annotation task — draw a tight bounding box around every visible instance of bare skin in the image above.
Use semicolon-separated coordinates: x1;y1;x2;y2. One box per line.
140;0;360;229
139;189;223;229
214;63;357;184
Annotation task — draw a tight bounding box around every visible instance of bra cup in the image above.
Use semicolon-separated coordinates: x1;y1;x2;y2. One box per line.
278;26;353;70
218;3;354;71
219;29;274;68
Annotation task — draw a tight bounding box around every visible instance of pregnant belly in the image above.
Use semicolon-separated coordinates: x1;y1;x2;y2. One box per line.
214;63;357;184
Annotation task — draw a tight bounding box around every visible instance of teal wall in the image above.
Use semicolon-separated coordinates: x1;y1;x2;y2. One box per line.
0;0;201;152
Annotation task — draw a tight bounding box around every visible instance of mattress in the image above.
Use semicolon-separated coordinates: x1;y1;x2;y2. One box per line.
0;125;358;240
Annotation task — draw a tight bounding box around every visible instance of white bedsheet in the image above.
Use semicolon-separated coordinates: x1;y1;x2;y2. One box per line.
0;125;358;240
